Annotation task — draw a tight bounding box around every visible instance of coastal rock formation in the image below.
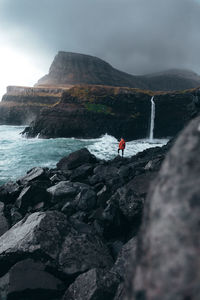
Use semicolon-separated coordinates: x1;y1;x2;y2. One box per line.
0;140;170;299
36;51;200;91
131;115;200;300
0;86;63;125
24;85;200;139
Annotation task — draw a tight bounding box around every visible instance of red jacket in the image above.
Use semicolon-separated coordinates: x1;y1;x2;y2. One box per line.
119;139;126;150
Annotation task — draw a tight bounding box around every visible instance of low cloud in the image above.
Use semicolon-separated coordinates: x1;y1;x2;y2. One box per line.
0;0;200;75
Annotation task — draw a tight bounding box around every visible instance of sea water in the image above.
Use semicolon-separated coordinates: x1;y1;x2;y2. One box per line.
0;125;168;185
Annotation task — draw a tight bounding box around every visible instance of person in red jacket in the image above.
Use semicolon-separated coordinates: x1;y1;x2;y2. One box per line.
118;137;126;157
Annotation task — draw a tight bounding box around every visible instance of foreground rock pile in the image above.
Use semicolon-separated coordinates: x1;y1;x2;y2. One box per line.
0;143;169;300
1;114;200;300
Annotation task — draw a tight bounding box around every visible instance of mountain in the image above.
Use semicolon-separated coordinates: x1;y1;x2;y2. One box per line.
36;51;200;91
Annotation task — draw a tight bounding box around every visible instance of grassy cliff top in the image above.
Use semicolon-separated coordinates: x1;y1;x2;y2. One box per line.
64;84;200;100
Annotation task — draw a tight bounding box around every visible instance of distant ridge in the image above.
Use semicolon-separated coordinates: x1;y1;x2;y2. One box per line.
36;51;200;91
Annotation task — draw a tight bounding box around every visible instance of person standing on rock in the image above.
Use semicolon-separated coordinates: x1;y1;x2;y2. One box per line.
118;138;126;157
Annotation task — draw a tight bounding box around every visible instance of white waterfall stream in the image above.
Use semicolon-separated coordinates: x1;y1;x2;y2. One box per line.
149;96;155;141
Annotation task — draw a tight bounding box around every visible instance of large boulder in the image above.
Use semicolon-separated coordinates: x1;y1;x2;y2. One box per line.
132;115;200;300
0;181;21;204
0;211;69;276
0;202;9;237
59;233;113;276
57;148;97;170
0;259;64;300
62;268;115;300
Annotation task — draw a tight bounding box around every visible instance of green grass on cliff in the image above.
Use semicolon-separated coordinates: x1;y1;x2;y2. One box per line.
84;103;114;115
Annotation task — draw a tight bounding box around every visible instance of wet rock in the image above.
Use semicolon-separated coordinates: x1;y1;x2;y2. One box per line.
97;185;109;207
0;202;9;237
70;164;93;182
63;268;115;300
16;183;49;211
132;115;200;300
18;167;46;184
74;188;97;212
10;208;23;225
59;233;113;276
0;181;21;204
47;181;77;202
0;258;64;300
57;148;97;170
144;156;164;171
114;172;156;222
112;237;137;281
113;283;126;300
0;211;69;276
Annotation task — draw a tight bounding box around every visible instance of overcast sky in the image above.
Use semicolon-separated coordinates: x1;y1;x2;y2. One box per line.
0;0;200;97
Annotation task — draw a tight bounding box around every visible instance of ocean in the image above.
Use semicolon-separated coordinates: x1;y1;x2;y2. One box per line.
0;125;168;185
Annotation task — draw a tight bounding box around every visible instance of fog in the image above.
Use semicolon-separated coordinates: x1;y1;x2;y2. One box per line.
0;0;200;97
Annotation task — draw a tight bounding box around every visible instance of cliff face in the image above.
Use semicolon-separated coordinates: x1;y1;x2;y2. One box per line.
24;85;151;140
36;51;200;91
23;85;200;140
0;86;64;125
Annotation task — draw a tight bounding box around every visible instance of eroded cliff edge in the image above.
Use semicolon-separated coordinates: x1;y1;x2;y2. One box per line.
24;85;200;140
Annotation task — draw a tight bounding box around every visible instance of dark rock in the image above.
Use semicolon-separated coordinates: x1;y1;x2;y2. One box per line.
57;148;97;170
59;233;113;276
10;208;23;225
0;202;9;237
47;181;77;202
18;167;46;184
62;268;115;300
144;156;164;171
0;211;69;276
113;283;127;300
0;181;21;204
117;172;156;221
0;258;64;300
132;115;200;300
97;185;109;207
74;188;97;212
112;237;137;281
89;174;102;186
70;164;93;181
16;183;49;212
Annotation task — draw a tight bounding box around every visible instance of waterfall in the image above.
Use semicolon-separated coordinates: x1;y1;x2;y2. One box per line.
149;96;155;141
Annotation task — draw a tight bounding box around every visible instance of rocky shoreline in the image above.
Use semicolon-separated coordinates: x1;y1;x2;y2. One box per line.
0;138;171;299
0;114;199;300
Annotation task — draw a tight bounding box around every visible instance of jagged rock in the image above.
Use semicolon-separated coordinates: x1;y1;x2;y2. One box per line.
0;211;69;276
59;233;113;276
132;115;200;300
18;167;46;184
57;148;97;170
70;164;93;182
16;183;49;211
0;258;64;300
62;268;116;300
0;181;21;204
97;185;109;207
0;202;9;237
112;237;137;281
117;172;155;220
144;156;164;171
74;188;97;212
47;181;77;202
113;283;127;300
10;208;23;225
